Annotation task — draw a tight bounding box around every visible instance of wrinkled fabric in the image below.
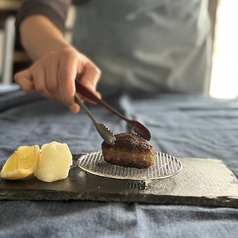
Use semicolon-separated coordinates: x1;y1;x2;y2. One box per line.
0;91;238;238
73;0;211;93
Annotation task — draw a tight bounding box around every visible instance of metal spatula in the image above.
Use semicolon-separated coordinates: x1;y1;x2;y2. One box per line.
76;82;151;141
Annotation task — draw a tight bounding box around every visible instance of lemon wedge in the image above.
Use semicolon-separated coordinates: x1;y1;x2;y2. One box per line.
0;145;40;180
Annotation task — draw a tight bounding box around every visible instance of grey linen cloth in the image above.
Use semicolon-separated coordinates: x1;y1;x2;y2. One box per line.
0;91;238;238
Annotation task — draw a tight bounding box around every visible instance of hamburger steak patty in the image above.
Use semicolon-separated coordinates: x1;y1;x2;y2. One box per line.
101;133;156;169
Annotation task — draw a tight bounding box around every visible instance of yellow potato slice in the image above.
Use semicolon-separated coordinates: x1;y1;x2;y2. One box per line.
34;141;72;182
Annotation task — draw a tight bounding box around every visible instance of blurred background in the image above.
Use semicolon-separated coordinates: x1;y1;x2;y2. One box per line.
0;0;76;93
0;0;237;98
209;0;238;99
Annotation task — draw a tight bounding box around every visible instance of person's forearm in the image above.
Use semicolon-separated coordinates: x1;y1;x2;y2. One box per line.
15;14;101;114
19;15;69;61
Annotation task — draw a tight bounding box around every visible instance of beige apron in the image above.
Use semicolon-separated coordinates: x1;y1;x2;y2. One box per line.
72;0;211;93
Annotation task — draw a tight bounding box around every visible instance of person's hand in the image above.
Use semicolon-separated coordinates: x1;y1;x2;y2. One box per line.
14;45;101;113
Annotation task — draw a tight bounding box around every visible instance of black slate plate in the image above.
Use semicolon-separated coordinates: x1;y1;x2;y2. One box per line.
0;155;238;208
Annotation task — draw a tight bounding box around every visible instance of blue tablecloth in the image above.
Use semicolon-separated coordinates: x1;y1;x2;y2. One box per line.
0;90;237;238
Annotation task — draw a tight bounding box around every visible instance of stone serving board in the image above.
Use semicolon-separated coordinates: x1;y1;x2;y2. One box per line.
0;156;238;208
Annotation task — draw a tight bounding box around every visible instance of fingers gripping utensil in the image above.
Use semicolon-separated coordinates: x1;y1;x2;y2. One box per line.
75;94;116;145
76;82;151;141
